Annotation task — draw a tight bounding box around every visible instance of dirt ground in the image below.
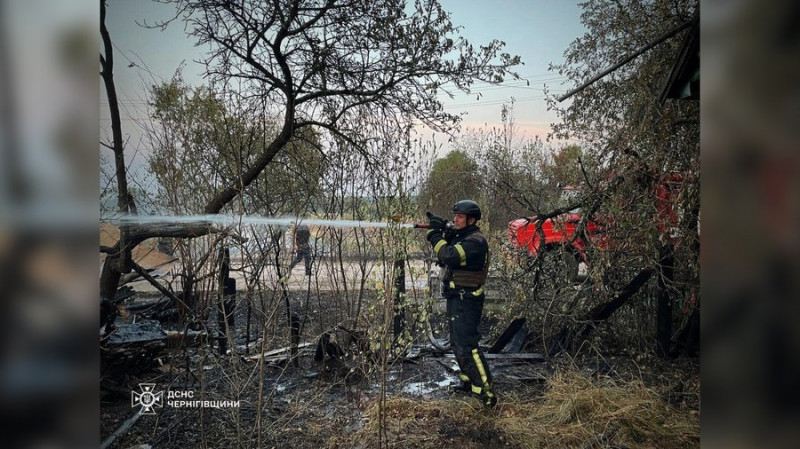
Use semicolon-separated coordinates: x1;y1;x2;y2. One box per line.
101;291;699;448
100;252;700;449
101;345;698;448
132;257;435;294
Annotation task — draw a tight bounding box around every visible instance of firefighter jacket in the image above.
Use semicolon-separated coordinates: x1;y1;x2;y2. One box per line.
427;224;489;290
295;224;311;248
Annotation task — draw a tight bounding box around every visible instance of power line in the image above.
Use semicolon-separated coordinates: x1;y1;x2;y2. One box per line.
441;91;566;109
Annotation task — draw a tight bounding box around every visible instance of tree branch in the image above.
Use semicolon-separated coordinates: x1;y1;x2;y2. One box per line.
131;262;191;311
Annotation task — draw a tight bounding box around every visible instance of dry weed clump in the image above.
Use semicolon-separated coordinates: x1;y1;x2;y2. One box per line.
519;370;700;448
339;369;699;449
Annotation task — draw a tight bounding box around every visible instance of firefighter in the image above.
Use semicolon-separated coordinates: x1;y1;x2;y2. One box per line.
426;200;496;408
289;224;312;276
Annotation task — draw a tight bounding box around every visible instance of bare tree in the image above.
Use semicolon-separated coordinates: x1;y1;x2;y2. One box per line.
101;0;519;306
100;1;217;318
158;0;521;214
100;0;135;215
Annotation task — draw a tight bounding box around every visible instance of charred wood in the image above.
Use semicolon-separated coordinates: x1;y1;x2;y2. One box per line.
549;268;655;355
100;320;167;377
488;318;527;354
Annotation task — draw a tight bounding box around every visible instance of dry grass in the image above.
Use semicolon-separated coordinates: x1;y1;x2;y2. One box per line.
336;369;699;449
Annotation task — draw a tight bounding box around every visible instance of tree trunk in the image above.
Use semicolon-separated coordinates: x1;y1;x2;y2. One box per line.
217;247;235;355
673;307;699;356
181;272;195;317
218;278;236;355
99;0;135;331
100;0;134;215
99;222;215;331
656;243;675;358
392;258;406;350
203;122;294;214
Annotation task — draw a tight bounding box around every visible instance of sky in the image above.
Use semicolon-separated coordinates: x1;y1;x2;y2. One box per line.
101;0;587;163
437;1;585;137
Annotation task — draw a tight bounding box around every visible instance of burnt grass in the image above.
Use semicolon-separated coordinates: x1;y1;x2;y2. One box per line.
101;290;700;448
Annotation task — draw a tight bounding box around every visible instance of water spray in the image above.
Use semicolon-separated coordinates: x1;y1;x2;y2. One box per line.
107;214;427;230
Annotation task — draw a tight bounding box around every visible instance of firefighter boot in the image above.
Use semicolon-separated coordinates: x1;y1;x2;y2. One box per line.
481;392;498;409
449;374;472;394
472;388;497;409
449;381;472;394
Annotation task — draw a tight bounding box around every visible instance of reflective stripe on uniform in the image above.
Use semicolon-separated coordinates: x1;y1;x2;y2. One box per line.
453;244;467;266
433;239;447;254
459;373;470;382
472;348;490;391
471;384;482;394
449;281;456;289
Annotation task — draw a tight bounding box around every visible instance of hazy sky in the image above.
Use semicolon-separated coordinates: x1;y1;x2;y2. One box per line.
438;1;585;136
102;1;586;158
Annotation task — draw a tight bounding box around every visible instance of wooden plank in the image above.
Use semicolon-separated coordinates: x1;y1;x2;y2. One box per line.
244;342;314;361
443;353;545;361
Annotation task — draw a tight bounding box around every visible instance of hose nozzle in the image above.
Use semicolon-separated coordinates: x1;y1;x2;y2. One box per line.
413;222;454;230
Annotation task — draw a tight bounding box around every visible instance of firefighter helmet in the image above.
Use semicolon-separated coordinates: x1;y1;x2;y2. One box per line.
452;199;482;220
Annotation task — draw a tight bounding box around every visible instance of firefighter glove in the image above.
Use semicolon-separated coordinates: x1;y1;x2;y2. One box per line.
442;226;455;241
426;212;447;230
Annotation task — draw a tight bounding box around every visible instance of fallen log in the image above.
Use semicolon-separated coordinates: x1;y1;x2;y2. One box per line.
100;220;245;308
585;268;655;322
131;262;188;311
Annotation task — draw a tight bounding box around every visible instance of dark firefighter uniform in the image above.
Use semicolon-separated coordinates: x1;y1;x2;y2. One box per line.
289;224;312;275
426;202;495;408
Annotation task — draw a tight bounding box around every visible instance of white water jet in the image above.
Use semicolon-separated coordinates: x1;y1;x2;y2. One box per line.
106;214;415;229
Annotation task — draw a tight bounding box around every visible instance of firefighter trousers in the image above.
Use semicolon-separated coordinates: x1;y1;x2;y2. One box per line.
445;288;493;395
289;247;312;274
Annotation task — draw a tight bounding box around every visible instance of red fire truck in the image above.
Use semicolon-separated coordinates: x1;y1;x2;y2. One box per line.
508;173;685;281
